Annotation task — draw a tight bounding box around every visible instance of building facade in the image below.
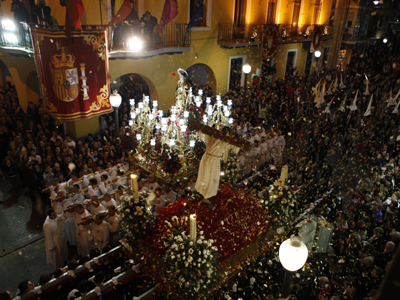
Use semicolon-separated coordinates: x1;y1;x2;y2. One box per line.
0;0;348;137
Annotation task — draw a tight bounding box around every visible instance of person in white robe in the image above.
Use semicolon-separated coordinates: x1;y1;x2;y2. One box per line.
61;197;76;246
106;205;120;247
43;209;68;269
114;186;125;205
147;187;167;211
260;136;269;164
251;140;263;170
92;213;110;251
74;204;94;256
277;133;286;164
163;185;177;205
101;193;118;210
85;196;106;215
195;134;240;199
139;174;159;192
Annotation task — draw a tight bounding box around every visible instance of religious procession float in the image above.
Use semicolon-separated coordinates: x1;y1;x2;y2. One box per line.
116;69;326;299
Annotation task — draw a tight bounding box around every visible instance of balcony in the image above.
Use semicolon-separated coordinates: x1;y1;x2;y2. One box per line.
218;23;333;47
0;19;192;59
108;22;192;59
0;20;32;54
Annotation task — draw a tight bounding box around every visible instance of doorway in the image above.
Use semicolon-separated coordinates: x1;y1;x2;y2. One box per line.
228;56;245;91
304;50;313;76
285;50;297;78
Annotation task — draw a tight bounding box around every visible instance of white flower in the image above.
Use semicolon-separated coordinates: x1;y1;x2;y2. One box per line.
187;256;193;262
188;248;194;254
171;255;175;260
180;244;184;249
189;242;193;246
197;239;202;244
126;209;130;213
198;263;201;267
138;211;143;215
198;258;201;262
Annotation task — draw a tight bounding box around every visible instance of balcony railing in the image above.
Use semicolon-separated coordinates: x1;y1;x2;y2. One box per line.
218;23;334;45
0;19;191;55
109;22;191;52
218;23;263;43
0;20;32;50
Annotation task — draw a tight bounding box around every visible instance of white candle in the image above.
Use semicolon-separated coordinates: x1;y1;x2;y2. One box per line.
190;214;197;241
280;165;289;185
223;150;229;163
130;174;139;201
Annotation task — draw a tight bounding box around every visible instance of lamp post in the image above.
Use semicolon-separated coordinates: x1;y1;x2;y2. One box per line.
242;63;251;90
279;235;308;298
110;90;122;157
314;50;322;75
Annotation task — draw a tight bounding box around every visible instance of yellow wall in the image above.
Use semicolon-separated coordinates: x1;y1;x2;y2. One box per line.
109;45;261;111
0;53;38;111
274;43;308;79
65;116;100;139
320;0;333;25
247;0;269;24
278;0;294;24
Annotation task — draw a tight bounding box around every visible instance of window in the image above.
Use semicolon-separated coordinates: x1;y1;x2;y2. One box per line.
234;0;247;26
189;0;208;27
266;0;276;25
328;0;336;26
313;0;322;25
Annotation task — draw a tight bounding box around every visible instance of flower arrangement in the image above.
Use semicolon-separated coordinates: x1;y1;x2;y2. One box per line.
193;140;206;160
261;180;296;232
221;155;238;186
163;216;220;298
160;146;182;174
119;191;154;248
120;128;138;152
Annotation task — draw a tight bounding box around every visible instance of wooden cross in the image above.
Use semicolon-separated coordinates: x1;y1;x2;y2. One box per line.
188;120;252;151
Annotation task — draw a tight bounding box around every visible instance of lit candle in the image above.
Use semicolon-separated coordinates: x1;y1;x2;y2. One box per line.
130;174;139;201
190;214;197;241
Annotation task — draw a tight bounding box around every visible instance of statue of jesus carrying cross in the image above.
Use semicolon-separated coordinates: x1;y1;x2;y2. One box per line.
188;121;252;200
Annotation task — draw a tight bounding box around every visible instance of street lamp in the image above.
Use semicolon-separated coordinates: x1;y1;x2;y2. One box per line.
242;63;251;90
314;50;321;58
279;235;308;298
383;38;388;44
110;90;122;157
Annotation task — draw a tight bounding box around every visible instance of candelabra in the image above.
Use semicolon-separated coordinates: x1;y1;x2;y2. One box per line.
126;68;235;183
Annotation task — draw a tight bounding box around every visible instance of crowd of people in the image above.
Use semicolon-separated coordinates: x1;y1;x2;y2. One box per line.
1;43;400;299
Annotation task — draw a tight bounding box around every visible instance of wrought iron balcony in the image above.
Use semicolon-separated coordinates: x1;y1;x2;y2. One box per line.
0;18;192;58
218;22;333;47
0;20;32;52
108;22;191;58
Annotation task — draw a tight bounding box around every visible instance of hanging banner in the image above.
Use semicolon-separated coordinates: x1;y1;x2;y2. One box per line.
29;26;112;121
261;25;279;58
310;25;323;53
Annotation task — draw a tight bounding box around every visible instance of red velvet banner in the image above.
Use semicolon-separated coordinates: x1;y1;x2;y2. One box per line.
261;25;279;59
311;25;323;53
29;26;112;121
